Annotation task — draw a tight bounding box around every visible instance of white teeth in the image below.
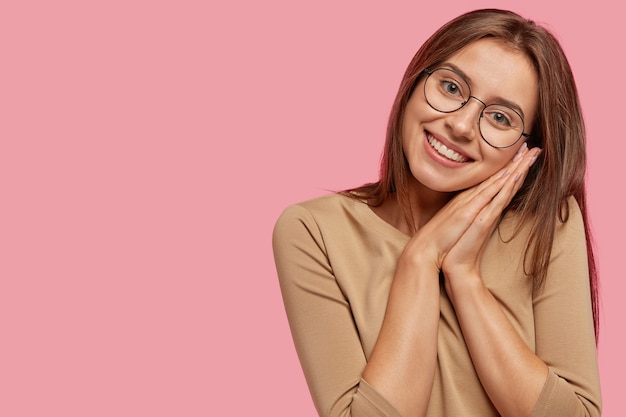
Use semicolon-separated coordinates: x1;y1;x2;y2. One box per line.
427;135;469;163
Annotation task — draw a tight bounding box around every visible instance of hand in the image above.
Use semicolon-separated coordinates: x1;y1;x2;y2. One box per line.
441;144;542;282
401;143;541;276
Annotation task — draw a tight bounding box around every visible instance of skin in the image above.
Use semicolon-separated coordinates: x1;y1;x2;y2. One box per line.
362;39;548;417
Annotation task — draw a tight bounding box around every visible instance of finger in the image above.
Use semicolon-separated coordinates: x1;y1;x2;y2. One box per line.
485;142;531;186
471;143;539;202
509;147;542;191
459;142;530;201
429;145;538;241
438;145;540;268
448;175;511;224
483;147;542;215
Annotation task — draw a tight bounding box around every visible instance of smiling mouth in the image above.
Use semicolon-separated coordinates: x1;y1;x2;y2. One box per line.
427;134;471;163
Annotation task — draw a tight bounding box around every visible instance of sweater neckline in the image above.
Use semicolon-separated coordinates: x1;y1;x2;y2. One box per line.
346;195;411;244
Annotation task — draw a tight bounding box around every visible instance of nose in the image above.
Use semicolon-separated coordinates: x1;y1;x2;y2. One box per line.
446;97;484;141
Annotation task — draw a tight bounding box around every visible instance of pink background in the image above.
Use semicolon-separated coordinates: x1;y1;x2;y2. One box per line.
1;0;622;415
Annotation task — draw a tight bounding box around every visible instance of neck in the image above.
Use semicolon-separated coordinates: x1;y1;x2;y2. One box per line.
371;182;454;236
405;181;454;230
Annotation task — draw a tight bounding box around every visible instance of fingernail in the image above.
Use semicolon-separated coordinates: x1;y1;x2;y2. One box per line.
529;148;543;167
500;169;510;179
513;142;528;162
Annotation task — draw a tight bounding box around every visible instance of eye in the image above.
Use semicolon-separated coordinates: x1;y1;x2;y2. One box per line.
483;105;523;131
441;80;462;97
487;111;512;126
428;68;469;103
440;80;463;97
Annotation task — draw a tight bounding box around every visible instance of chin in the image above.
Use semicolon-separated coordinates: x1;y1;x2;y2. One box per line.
407;160;486;195
411;174;471;194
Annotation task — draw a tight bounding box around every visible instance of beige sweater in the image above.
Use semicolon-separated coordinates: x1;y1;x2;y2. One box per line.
273;194;601;417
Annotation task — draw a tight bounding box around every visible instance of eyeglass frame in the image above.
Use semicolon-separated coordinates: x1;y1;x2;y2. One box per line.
421;68;531;149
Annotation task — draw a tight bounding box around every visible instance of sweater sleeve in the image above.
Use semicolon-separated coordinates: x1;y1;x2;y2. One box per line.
530;198;602;417
272;204;403;417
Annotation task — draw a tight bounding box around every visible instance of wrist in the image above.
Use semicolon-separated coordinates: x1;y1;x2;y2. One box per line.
400;236;443;271
398;249;440;280
443;270;484;302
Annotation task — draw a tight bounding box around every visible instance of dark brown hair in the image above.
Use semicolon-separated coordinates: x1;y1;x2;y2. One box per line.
344;9;599;339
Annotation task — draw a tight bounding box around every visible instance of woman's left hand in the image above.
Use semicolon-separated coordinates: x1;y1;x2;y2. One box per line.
442;145;541;284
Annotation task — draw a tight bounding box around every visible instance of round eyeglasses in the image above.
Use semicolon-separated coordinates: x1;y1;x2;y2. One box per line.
422;68;530;148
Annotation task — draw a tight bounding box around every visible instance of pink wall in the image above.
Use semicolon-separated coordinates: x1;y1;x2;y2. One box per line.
1;1;622;415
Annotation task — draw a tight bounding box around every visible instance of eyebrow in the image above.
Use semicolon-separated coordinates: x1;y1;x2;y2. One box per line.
441;62;527;120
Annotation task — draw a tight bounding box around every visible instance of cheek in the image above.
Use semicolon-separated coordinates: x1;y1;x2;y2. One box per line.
481;147;518;174
402;93;437;136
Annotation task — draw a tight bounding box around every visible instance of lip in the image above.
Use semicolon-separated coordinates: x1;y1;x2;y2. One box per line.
423;131;474;167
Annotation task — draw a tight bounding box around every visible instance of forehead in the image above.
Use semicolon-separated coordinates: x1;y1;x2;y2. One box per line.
443;38;539;119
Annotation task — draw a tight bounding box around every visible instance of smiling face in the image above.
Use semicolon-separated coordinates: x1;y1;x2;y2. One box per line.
402;38;539;193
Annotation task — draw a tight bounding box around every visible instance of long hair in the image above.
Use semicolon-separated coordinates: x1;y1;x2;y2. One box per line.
344;9;599;340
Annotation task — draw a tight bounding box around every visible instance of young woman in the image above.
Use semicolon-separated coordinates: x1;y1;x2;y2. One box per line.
273;9;601;417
